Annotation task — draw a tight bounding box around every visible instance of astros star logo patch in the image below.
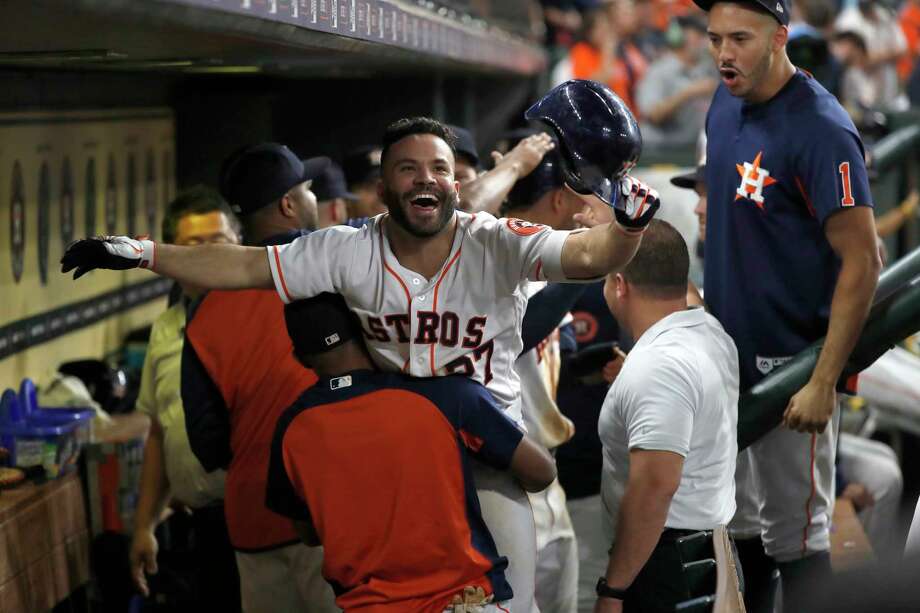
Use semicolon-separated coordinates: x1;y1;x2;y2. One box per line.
735;151;776;210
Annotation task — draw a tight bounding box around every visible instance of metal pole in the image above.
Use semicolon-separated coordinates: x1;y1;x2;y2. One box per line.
738;248;920;450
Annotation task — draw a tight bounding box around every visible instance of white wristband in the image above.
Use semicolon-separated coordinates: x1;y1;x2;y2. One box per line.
102;236;158;271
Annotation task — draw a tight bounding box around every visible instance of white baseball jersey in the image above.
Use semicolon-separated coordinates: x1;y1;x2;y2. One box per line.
267;211;594;424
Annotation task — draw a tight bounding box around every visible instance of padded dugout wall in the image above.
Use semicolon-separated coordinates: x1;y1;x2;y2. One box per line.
0;109;175;386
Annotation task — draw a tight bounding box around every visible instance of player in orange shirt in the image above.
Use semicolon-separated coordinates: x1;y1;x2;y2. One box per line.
266;293;557;613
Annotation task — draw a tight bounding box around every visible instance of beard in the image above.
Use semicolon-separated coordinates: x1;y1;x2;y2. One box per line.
737;46;773;98
383;184;457;238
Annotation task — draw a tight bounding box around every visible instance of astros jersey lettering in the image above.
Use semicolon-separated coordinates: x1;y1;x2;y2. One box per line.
704;70;873;390
267;211;591;424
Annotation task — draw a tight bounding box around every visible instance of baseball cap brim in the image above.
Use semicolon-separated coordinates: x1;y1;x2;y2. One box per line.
319;186;358;202
302;157;331;183
692;0;789;25
670;165;705;189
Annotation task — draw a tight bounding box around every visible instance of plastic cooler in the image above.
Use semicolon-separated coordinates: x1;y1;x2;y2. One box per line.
0;388;82;478
19;378;95;445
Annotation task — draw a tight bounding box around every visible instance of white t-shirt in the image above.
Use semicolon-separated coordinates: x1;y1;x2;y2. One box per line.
136;303;226;508
268;211;592;424
598;307;738;537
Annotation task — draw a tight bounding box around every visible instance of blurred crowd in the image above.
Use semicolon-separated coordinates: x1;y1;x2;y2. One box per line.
539;0;920;148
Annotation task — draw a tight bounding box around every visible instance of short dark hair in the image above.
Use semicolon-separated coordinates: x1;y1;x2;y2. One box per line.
833;30;868;55
161;185;239;244
380;117;457;166
622;220;689;299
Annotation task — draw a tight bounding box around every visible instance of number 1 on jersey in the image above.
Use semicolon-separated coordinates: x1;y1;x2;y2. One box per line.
839;162;855;207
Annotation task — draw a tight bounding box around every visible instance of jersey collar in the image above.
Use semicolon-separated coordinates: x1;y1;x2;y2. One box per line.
742;69;806;114
632;307;708;350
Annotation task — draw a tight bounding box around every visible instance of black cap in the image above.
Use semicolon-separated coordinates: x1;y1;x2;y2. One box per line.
692;0;789;25
506;147;565;210
448;125;480;168
342;146;382;187
284;293;363;357
220;143;329;215
313;161;357;202
670;165;706;189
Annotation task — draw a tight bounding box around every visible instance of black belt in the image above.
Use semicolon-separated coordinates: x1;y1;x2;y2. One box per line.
661;528;710;542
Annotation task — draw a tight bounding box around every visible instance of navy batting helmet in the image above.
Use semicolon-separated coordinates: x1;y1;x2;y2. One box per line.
525;80;642;206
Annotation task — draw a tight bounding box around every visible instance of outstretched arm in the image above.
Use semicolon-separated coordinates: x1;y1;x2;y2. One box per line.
560;177;659;279
61;237;272;290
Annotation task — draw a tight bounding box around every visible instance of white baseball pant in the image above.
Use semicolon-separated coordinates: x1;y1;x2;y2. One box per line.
748;410;839;562
474;461;539;613
530;479;578;613
565;494;607;613
235;542;338;613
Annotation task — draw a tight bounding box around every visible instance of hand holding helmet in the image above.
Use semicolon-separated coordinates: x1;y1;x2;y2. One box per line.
615;176;660;232
524;80;659;232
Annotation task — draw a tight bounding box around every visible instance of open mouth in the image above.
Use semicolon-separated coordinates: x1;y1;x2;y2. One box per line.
409;192;440;210
720;67;740;88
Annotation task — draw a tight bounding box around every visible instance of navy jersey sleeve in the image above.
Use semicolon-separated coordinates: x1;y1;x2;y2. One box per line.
797;120;873;225
520;283;586;355
559;322;577;355
265;407;312;521
457;383;524;469
181;338;233;472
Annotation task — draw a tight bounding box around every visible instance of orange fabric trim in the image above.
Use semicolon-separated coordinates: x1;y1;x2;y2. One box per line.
429;247;463;374
794;176;817;219
844;374;859;395
459;430;485;453
379;224;413;308
272;245;294;302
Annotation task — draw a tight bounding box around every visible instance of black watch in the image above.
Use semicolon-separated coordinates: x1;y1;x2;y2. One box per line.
596;577;628;600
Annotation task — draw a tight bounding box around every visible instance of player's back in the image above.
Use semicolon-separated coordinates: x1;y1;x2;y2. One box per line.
268;371;514;612
185;288;316;550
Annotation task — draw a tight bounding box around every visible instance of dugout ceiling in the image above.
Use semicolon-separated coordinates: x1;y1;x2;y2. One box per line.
0;0;546;77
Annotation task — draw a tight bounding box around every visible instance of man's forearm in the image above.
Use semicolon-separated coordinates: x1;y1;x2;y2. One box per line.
152;243;272;290
811;254;880;385
562;222;641;279
134;423;170;534
460;161;524;215
604;482;674;589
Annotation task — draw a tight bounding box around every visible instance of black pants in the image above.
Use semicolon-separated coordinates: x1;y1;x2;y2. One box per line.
188;504;241;612
93;503;241;612
622;529;718;613
734;536;778;613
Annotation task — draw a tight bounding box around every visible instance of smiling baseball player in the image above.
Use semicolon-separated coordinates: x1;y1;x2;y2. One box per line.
62;81;659;611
